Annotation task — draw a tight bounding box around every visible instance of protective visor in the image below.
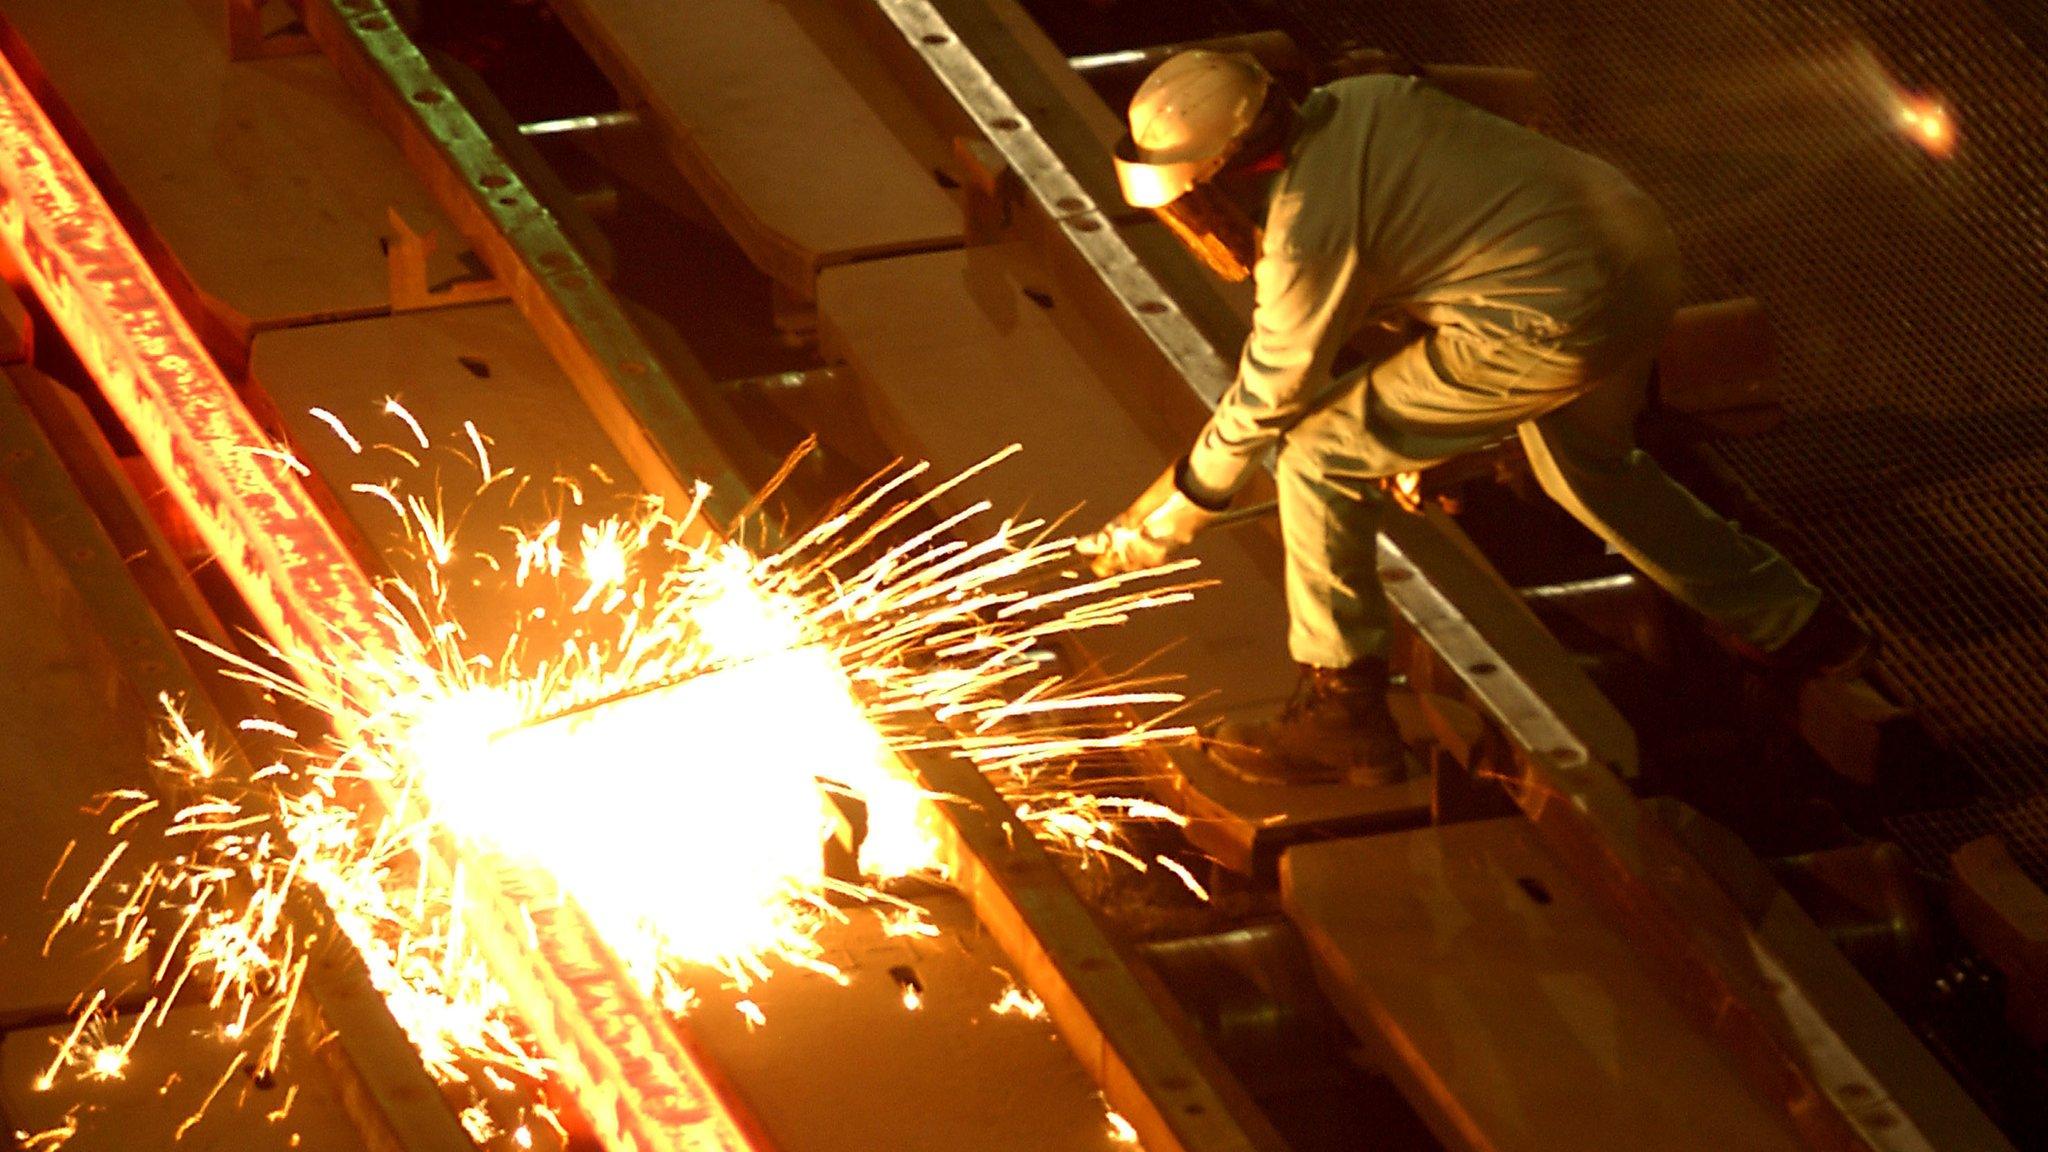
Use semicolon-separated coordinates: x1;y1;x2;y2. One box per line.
1113;133;1232;209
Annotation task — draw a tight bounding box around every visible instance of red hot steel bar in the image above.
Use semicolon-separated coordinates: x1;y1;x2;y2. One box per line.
0;43;757;1152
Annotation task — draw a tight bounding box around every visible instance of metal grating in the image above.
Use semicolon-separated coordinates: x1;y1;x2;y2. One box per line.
1038;0;2048;881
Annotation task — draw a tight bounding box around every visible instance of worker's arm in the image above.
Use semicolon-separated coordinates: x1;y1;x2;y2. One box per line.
1182;209;1366;501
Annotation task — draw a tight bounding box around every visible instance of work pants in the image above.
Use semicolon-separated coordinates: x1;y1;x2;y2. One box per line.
1275;291;1822;669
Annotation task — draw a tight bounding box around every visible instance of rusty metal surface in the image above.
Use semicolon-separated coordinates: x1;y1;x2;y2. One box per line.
542;0;964;295
1237;0;2048;886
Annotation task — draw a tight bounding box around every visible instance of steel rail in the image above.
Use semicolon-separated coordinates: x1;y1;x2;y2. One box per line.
0;45;759;1152
862;3;2003;1150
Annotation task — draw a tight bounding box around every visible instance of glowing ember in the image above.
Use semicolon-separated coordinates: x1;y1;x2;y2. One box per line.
42;418;1201;1138
990;984;1047;1021
1895;94;1956;158
86;1048;126;1080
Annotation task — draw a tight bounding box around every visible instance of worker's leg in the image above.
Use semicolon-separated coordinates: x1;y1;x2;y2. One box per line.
1275;430;1391;667
1518;363;1822;649
1227;333;1594;786
1274;334;1579;666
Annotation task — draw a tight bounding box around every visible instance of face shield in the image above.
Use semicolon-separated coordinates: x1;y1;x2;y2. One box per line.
1117;51;1274;280
1114;50;1271;208
1113;137;1228;210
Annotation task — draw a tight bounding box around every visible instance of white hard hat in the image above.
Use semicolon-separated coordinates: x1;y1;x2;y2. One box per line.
1114;50;1273;209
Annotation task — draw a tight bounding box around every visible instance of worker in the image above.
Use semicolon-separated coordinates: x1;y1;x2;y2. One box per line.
1079;51;1870;787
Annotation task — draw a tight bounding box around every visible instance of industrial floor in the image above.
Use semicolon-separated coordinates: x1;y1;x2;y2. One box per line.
1030;0;2048;884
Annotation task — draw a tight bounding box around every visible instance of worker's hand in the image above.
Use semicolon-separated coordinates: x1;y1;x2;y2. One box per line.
1076;462;1229;578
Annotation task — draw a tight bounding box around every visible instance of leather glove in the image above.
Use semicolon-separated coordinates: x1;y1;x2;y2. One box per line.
1076;461;1230;578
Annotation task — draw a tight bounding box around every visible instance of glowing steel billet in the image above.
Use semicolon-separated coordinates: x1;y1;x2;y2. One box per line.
0;49;752;1152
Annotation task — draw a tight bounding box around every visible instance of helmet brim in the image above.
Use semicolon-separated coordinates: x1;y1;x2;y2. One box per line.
1114;133;1227;209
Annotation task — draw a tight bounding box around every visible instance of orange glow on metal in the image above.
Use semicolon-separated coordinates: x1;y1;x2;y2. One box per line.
1896;95;1956;158
0;48;755;1152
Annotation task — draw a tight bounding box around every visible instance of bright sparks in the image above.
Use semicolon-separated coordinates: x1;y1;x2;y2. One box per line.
990;984;1047;1021
1895;94;1956;158
44;421;1202;1135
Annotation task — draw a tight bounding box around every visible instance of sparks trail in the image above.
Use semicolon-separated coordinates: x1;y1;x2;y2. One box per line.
42;418;1202;1140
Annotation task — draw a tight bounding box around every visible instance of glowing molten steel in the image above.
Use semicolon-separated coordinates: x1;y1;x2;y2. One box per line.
4;40;1207;1152
0;50;752;1151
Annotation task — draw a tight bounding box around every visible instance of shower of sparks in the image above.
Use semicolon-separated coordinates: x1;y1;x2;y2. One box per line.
43;416;1203;1137
990;984;1047;1021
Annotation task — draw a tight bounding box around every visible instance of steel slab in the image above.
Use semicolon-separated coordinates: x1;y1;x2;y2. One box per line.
3;1004;367;1152
0;504;155;1031
0;0;466;343
300;0;754;524
545;0;962;293
1282;819;1811;1152
251;304;1148;1152
684;890;1118;1152
252;303;641;561
0;366;480;1152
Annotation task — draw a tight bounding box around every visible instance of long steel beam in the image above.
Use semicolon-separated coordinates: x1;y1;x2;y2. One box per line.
860;4;2009;1150
0;44;759;1152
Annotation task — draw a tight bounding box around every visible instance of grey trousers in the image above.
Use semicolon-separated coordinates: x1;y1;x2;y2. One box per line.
1275;291;1821;668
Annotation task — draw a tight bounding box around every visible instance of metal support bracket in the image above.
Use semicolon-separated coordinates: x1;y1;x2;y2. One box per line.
226;0;317;61
384;205;509;313
952;135;1020;244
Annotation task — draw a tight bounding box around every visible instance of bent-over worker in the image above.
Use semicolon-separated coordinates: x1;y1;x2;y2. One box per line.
1080;51;1870;787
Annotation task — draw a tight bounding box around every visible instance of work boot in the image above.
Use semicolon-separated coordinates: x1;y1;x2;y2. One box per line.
1207;660;1413;787
1728;599;1875;681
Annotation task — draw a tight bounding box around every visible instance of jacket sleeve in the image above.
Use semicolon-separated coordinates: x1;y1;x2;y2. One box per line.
1182;219;1365;500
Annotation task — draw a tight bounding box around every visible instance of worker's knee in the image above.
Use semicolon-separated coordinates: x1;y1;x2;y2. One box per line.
1275;431;1332;489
